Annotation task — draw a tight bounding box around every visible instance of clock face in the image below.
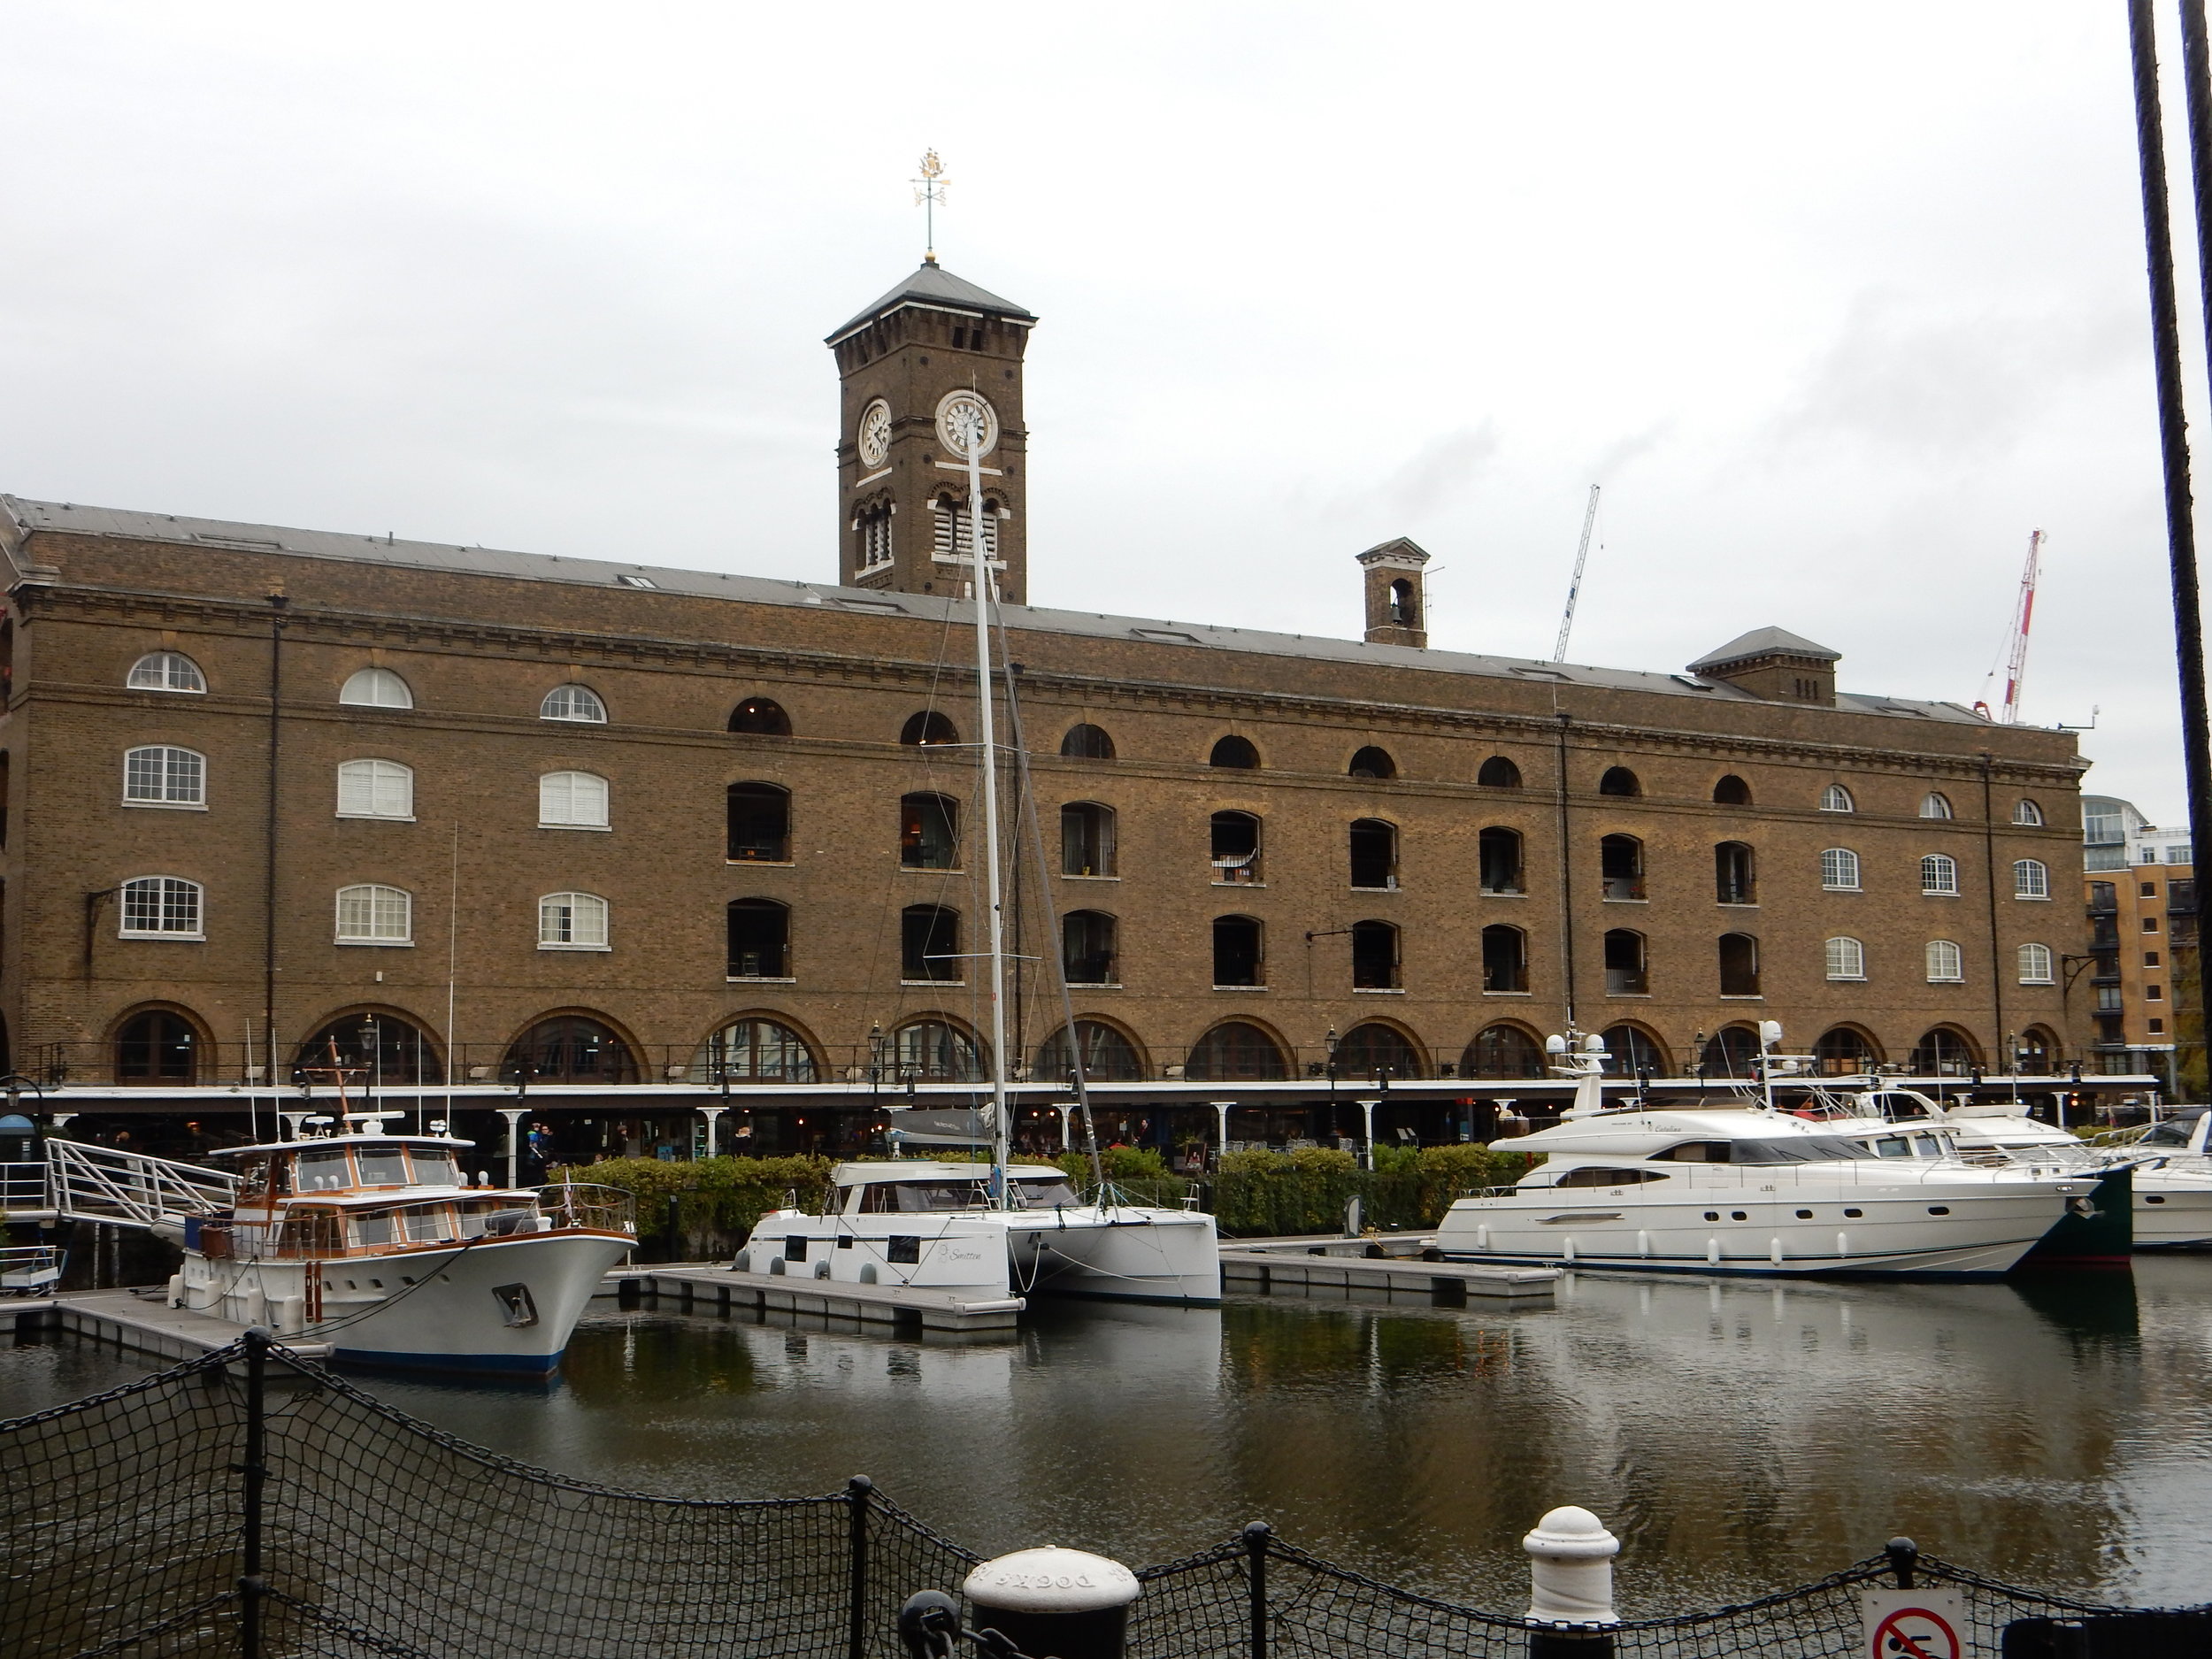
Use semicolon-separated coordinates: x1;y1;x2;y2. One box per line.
856;399;892;469
934;390;999;461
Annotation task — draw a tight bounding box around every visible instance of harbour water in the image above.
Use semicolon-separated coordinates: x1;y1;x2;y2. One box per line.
6;1260;2209;1615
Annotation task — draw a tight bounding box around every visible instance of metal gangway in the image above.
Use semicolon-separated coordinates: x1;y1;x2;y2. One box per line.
1;1140;237;1231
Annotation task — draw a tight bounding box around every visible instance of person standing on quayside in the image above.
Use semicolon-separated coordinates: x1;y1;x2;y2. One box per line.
523;1120;552;1184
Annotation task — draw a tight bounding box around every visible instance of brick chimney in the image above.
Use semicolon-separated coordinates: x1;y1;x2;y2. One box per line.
1687;626;1839;706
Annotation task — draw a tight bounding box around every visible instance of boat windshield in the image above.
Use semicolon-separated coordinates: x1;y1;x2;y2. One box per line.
409;1149;459;1187
1010;1179;1079;1207
1655;1137;1879;1164
892;1182;989;1212
2140;1118;2200;1148
355;1148;410;1187
296;1148;353;1192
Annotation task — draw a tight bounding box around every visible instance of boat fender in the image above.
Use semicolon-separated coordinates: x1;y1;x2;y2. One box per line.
814;1261;833;1279
165;1273;183;1310
768;1257;787;1276
732;1251;750;1273
858;1263;878;1284
1420;1247;1443;1263
1706;1239;1721;1266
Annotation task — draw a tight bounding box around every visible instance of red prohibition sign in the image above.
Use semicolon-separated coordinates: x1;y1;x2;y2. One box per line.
1873;1606;1962;1659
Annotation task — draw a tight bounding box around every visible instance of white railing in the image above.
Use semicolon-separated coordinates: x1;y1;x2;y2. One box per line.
47;1139;237;1228
1;1243;61;1294
0;1158;54;1218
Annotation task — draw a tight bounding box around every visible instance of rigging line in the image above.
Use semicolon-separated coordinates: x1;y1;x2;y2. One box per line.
993;612;1107;1193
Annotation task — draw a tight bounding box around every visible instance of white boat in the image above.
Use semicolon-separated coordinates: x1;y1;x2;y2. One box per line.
163;1109;635;1373
1431;1041;2093;1279
2096;1109;2212;1249
745;1160;1221;1304
748;392;1220;1310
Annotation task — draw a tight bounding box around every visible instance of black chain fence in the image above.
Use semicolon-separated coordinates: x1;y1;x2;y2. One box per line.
4;1334;2206;1659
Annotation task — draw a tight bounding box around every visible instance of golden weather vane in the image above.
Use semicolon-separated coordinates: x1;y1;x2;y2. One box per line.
912;150;949;263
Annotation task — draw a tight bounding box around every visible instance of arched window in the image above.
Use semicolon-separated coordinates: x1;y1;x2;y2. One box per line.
294;1011;443;1085
1479;826;1524;895
1463;1024;1545;1079
1210;810;1262;884
1824;936;1866;981
2017;942;2055;985
1062;803;1116;876
2016;1025;2060;1075
1814;1027;1878;1077
1718;933;1759;995
1212;915;1263;987
1348;746;1396;780
894;1019;986;1083
1701;1026;1761;1078
1187;1021;1289;1081
1603;929;1647;995
340;668;412;709
726;899;788;977
1599;766;1640;797
1921;854;1959;895
2014;799;2046;826
1481;924;1527;993
730;697;791;736
1350;919;1401;989
1600;833;1645;901
127;651;205;693
1036;1021;1144;1082
727;783;791;862
504;1016;639;1085
119;876;203;938
1909;1027;1978;1077
853;500;894;573
1387;579;1417;627
901;793;959;869
1478;756;1523;788
117;1010;197;1083
1601;1025;1670;1076
337;759;414;819
902;710;958;747
335;884;411;945
540;771;610;829
698;1018;817;1082
1349;818;1397;889
1821;848;1862;891
2014;858;2050;899
1715;841;1755;904
541;685;607;723
1925;939;1964;983
1209;734;1261;770
1062;910;1118;984
902;904;960;981
1061;723;1115;760
1820;784;1855;813
1712;774;1752;805
1337;1022;1423;1080
930;491;999;563
535;898;606;947
123;746;205;807
1920;792;1954;819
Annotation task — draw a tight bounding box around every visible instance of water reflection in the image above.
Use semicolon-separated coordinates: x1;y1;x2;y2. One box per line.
6;1262;2208;1613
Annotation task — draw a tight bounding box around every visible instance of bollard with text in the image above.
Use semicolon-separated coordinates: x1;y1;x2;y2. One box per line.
1524;1505;1621;1659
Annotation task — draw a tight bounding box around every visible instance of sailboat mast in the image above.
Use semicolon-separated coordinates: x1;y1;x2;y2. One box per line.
963;404;1014;1204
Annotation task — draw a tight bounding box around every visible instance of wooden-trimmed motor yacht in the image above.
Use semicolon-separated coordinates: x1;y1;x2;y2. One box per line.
164;1110;635;1372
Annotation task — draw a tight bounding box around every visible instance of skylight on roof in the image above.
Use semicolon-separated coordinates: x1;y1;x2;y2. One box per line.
1132;628;1200;645
614;573;657;589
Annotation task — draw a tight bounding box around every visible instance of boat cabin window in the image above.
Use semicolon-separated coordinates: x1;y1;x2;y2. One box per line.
234;1155;288;1195
355;1148;410;1187
401;1205;454;1243
1868;1093;1935;1122
281;1210;344;1255
2139;1118;2198;1148
409;1149;459;1187
1654;1141;1732;1163
1011;1178;1079;1207
1554;1166;1670;1187
296;1148;353;1191
892;1182;987;1212
1660;1137;1877;1164
461;1199;540;1237
351;1210;397;1247
1868;1135;1916;1159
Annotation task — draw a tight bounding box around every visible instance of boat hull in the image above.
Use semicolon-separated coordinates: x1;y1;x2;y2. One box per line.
748;1204;1223;1306
2018;1167;2134;1265
1432;1175;2084;1280
177;1229;633;1373
2133;1165;2212;1248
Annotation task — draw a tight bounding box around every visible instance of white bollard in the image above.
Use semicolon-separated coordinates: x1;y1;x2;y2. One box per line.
962;1546;1140;1659
1524;1506;1620;1625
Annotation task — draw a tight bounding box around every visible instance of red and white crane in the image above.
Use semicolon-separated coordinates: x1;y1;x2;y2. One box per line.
1980;529;2043;724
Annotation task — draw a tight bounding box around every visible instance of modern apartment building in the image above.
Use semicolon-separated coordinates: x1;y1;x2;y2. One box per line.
2082;795;2199;1085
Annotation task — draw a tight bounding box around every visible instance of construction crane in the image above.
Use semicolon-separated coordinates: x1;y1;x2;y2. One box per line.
1551;484;1601;663
1989;529;2044;725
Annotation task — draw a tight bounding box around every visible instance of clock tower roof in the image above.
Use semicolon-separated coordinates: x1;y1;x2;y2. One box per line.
826;260;1036;343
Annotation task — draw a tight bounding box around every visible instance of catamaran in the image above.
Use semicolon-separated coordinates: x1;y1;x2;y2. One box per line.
163;1107;634;1372
749;389;1221;1307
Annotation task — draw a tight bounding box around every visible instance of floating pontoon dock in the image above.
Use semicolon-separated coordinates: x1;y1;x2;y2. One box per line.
604;1263;1025;1333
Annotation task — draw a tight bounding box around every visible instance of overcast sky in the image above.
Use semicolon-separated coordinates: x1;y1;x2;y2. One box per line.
4;4;2210;821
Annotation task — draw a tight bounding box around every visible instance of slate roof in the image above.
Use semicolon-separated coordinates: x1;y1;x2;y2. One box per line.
0;495;1985;726
826;261;1036;342
1689;626;1842;670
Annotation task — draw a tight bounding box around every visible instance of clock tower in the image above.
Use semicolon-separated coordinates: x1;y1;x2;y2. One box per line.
826;259;1037;603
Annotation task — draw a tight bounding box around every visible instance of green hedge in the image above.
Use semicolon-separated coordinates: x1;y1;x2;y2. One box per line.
1208;1144;1537;1237
555;1156;833;1258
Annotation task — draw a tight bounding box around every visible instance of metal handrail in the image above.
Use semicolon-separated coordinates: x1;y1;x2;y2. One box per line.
46;1138;237;1227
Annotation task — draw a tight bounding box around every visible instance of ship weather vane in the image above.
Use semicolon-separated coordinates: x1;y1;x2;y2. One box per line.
912;150;949;263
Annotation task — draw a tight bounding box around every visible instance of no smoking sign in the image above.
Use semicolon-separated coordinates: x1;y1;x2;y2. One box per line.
1862;1589;1967;1659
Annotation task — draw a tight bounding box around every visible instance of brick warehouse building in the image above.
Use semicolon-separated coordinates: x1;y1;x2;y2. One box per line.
0;258;2106;1164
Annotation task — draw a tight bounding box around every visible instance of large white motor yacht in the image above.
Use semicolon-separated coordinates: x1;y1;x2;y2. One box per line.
743;1160;1222;1305
1430;1098;2094;1279
164;1110;635;1372
1841;1087;2212;1252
